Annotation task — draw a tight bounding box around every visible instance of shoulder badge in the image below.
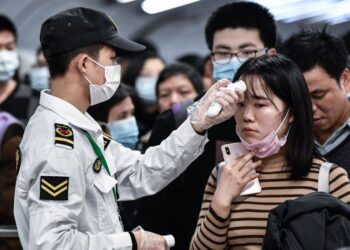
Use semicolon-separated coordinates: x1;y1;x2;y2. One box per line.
15;146;21;174
93;158;102;173
54;123;74;149
40;176;69;200
103;132;111;150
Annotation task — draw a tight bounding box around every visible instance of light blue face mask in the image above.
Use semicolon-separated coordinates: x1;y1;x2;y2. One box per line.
212;57;247;81
135;76;157;104
30;66;50;91
107;116;139;149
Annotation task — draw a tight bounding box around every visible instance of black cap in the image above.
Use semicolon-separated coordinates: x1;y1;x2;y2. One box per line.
40;7;146;58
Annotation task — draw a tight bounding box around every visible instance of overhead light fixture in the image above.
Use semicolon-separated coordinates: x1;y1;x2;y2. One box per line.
252;0;350;25
141;0;200;14
115;0;137;3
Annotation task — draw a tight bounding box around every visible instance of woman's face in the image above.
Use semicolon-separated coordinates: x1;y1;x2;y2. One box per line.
107;96;135;122
140;58;165;77
235;76;291;144
157;74;198;113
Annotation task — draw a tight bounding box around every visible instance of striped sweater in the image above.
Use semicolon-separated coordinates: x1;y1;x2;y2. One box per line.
190;159;350;250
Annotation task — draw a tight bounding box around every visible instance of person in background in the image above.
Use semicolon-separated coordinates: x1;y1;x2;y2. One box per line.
201;54;214;91
147;63;204;147
190;54;350;250
0;111;24;250
122;51;166;146
176;53;203;74
0;15;29;122
280;29;350;174
88;83;139;150
26;46;50;117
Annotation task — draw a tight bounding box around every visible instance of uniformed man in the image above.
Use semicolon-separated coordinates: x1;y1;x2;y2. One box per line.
14;7;241;250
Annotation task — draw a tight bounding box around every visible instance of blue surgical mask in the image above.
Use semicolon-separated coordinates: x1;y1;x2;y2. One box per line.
30;66;50;91
212;57;247;81
135;76;157;104
107;116;139;149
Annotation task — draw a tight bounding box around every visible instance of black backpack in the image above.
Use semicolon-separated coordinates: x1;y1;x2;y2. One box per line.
262;163;350;250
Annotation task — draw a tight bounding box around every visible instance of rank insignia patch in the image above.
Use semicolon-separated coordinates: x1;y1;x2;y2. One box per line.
15;146;21;174
93;158;102;173
103;132;111;150
54;123;74;149
40;176;69;200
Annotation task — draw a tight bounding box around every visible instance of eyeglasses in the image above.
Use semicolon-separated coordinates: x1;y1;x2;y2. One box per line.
211;48;268;64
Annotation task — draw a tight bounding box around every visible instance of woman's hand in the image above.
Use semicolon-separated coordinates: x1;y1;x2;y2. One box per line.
211;151;262;218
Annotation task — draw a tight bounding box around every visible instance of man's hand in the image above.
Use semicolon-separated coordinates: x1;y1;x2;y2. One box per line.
189;78;244;134
133;231;169;250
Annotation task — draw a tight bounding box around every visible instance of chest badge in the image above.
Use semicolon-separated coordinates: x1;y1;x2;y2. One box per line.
93;158;102;173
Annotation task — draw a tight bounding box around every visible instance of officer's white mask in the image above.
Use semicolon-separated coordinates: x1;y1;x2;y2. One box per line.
80;57;121;106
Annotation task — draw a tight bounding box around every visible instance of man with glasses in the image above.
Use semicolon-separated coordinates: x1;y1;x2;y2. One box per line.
206;2;276;82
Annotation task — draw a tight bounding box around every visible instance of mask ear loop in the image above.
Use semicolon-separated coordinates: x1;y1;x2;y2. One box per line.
87;57;106;69
275;109;290;134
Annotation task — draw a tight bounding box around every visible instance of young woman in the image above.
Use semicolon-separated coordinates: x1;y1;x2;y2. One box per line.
190;54;350;249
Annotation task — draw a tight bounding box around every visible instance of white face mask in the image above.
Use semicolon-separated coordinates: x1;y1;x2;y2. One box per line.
30;66;50;91
135;76;158;104
0;50;19;83
81;57;121;106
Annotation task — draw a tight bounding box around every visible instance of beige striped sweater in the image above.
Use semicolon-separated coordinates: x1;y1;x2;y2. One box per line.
190;159;350;250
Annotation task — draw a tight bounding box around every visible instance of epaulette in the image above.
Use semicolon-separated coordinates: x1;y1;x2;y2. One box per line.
103;132;111;150
54;123;74;149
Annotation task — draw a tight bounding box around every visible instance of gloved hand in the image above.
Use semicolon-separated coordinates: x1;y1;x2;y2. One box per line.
188;78;244;133
138;230;169;250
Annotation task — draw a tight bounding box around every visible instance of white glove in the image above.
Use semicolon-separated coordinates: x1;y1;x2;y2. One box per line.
188;78;243;133
139;231;169;250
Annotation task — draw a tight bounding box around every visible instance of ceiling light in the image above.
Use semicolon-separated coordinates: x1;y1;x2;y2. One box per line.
141;0;200;14
115;0;137;3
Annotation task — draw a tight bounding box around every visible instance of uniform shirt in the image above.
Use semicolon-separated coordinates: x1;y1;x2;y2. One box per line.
14;90;208;250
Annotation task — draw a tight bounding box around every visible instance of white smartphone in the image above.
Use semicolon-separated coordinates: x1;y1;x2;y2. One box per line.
220;143;261;195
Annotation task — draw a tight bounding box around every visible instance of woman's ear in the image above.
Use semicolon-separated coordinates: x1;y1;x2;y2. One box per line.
288;113;294;123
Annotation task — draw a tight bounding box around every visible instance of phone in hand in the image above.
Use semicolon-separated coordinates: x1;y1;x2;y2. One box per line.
221;143;261;195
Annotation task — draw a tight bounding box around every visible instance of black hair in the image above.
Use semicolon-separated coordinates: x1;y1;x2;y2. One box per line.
205;1;276;50
88;83;132;123
176;53;204;74
156;63;204;97
0;15;17;40
46;43;104;78
234;54;319;179
279;28;348;82
122;51;164;87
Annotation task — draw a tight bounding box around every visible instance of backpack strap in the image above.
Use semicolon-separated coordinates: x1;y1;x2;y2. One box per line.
317;162;334;193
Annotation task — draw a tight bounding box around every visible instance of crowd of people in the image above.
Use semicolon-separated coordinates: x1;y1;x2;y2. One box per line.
1;1;350;249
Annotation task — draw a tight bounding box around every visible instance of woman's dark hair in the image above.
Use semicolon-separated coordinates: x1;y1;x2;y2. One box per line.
234;54;319;179
0;15;17;40
155;63;204;97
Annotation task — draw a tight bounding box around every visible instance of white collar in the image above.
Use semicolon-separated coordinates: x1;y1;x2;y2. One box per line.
39;90;100;134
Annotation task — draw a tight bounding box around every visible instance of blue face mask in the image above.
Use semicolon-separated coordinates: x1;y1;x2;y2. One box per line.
30;66;50;91
212;57;247;81
107;116;139;149
135;76;157;104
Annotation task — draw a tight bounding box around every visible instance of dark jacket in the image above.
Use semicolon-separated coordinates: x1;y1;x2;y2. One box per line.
263;192;350;250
